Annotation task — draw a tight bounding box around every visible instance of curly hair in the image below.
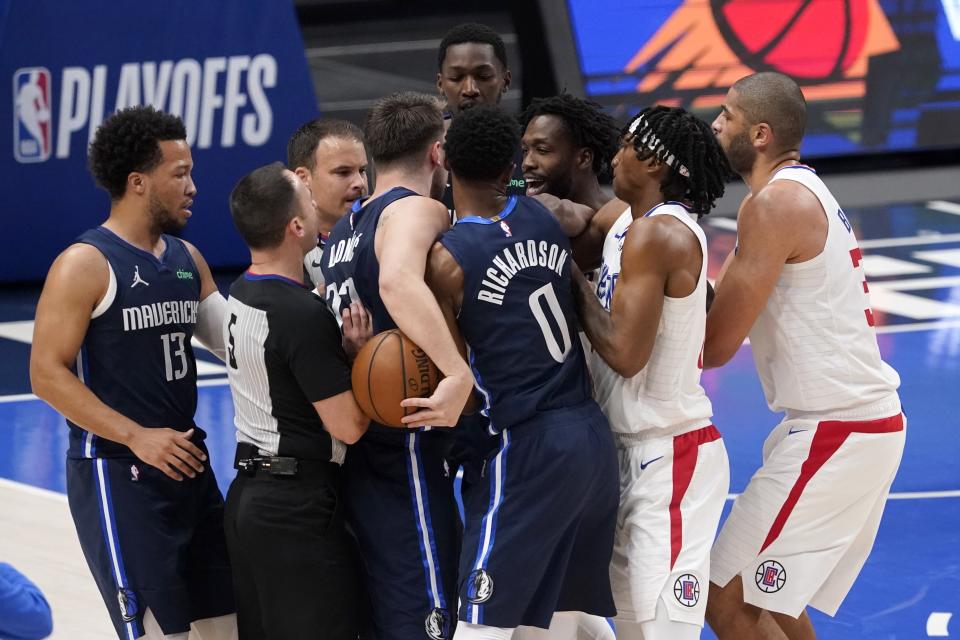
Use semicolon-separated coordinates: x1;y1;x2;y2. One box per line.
444;107;519;181
286;118;364;171
438;23;508;70
519;94;621;180
625;106;731;216
88;106;187;200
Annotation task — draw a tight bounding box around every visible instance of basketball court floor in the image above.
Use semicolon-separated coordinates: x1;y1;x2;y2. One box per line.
1;196;958;638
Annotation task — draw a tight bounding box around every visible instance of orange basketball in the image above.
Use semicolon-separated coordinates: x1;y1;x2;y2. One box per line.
351;329;442;427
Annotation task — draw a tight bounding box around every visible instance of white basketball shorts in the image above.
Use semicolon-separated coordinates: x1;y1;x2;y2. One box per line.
711;410;906;618
611;424;729;627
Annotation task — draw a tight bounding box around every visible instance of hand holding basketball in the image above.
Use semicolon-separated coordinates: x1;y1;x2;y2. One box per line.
350;329;443;427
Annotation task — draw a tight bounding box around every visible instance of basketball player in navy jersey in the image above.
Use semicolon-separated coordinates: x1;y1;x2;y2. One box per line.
437;23;527;205
321;92;469;640
30;106;235;639
420;106;619;640
286;118;368;289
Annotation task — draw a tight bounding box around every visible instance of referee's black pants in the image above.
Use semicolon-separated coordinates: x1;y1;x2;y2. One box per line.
224;460;366;640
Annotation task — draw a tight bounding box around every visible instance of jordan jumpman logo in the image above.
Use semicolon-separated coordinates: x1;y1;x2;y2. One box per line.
131;265;149;288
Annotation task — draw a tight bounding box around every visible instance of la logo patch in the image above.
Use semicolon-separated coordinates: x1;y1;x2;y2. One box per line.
755;560;787;593
673;573;700;607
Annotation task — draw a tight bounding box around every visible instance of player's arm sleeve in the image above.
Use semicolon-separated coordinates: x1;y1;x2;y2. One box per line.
194;291;227;362
282;300;353;402
0;563;53;640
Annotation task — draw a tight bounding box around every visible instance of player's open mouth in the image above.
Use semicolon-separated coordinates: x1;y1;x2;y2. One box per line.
182;201;193;216
525;178;546;196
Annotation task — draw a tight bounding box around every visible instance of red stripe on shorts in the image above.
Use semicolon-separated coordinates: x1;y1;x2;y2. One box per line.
670;425;722;569
759;413;904;554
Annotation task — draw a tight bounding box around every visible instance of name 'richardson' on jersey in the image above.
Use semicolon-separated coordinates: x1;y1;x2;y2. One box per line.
122;299;199;331
478;239;569;306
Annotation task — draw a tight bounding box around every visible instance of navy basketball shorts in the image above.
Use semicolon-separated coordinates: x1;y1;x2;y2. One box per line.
66;452;234;640
458;402;619;629
342;428;460;640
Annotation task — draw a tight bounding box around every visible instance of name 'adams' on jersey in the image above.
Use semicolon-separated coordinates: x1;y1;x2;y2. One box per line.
68;226;203;459
439;196;591;433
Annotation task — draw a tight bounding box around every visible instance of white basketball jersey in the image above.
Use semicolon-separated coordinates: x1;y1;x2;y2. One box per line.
748;166;900;416
588;203;713;434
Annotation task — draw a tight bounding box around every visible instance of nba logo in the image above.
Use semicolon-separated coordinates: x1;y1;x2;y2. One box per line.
13;67;52;163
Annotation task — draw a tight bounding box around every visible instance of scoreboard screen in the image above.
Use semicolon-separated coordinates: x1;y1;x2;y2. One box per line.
566;0;960;158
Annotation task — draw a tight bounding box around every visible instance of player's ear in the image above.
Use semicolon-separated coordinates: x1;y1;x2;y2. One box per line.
577;147;593;171
754;122;772;149
128;172;146;196
292;167;311;186
501;69;512;93
429;140;443;167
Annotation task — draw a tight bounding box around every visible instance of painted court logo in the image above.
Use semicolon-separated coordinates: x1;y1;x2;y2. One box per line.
466;569;494;604
674;574;700;607
13;67;52;163
756;560;787;593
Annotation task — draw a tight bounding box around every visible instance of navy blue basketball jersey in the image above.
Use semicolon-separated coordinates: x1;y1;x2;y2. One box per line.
320;187;416;332
68;227;203;459
439;196;591;432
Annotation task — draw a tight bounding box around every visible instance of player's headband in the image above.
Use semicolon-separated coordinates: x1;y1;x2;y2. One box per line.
627;114;690;178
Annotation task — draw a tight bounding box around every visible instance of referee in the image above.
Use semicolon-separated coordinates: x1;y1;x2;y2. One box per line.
223;162;370;639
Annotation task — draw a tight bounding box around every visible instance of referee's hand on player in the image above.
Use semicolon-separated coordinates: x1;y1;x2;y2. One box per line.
128;427;206;481
341;301;373;360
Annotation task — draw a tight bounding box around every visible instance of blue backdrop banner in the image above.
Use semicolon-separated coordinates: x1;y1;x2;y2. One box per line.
0;0;319;282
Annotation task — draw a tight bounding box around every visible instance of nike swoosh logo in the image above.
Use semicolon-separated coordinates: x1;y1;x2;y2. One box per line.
788;428;808;435
639;456;663;470
310;260;323;268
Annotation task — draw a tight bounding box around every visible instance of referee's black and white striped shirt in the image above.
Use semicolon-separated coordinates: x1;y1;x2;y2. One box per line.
224;272;352;464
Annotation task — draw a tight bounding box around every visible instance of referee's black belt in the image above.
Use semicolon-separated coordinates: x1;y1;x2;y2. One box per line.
234;442;339;479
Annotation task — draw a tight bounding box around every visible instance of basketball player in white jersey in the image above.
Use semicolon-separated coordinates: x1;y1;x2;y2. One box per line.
571;106;731;640
704;72;905;640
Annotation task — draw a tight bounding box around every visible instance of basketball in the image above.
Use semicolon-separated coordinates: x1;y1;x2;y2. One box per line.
711;0;869;79
351;329;442;427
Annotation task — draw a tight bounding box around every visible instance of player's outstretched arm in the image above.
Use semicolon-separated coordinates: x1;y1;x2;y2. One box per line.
377;197;473;427
703;184;819;368
571;197;629;272
30;246;206;481
183;240;228;362
572;217;677;378
532;193;595;238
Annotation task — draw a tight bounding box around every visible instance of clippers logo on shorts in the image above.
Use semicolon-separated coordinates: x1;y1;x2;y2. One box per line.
673;574;700;607
755;560;787;593
425;607;452;640
466;569;494;604
13;68;52;163
117;588;139;622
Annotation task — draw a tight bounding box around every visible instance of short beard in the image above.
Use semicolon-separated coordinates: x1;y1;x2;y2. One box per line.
725;130;756;176
148;195;185;234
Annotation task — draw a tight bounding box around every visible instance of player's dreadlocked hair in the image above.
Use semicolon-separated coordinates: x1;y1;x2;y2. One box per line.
519;94;621;181
88;106;187;200
626;106;731;216
438;23;508;70
445;107;519;181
